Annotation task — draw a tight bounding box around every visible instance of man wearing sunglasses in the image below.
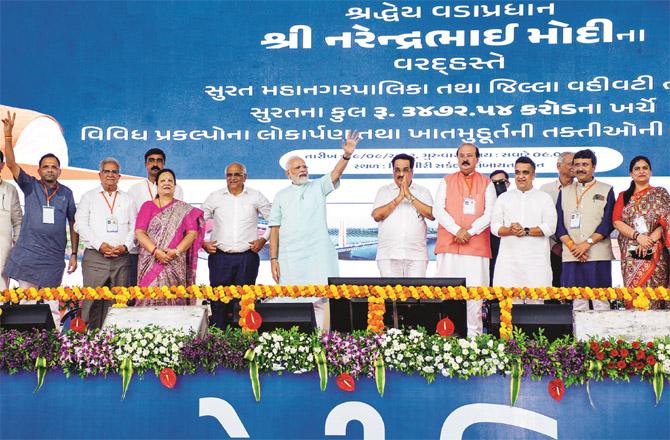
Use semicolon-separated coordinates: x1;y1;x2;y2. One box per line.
488;170;510;285
75;157;137;328
201;162;271;328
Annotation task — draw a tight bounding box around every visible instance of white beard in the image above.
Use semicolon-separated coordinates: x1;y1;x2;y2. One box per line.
290;175;309;185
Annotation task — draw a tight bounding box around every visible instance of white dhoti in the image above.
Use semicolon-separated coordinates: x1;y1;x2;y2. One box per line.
435;253;489;337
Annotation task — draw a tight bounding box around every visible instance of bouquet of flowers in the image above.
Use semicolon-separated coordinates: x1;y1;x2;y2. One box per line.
586;337;659;381
60;329;117;378
657;338;670;375
180;327;252;374
321;330;383;378
112;325;188;375
253;328;319;374
0;328;61;373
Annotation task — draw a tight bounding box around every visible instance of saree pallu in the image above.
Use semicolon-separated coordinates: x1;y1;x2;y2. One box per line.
137;200;204;305
616;187;670;307
662;208;670;288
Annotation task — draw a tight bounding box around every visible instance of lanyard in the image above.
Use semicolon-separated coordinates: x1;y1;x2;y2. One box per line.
41;181;60;206
101;191;118;215
575;180;597;207
146;180;155;199
462;173;474;197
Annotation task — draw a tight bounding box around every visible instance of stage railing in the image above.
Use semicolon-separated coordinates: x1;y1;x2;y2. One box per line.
3;285;668;339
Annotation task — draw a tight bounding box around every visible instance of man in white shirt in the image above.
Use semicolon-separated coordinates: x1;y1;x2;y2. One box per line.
372;153;434;276
128;148;185;209
75;158;137;328
491;157;557;302
202;163;271;328
0;150;23;290
127;148;184;285
539;152;574;287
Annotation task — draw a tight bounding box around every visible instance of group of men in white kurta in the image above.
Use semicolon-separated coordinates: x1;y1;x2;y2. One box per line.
375;144;562;337
67;142;616;336
1;108;605;335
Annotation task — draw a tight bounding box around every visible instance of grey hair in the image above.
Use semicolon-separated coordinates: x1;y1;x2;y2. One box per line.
99;157;121;172
284;155;305;170
557;151;574;164
226;162;247;176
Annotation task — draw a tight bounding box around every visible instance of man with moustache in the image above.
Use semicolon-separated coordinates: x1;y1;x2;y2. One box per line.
128;148;185;209
433;143;496;337
491;157;556;301
202;163;271;328
540;152;575;286
128;148;184;285
2;111;78;325
75;158;137;328
268;131;361;331
556;149;615;310
372;153;434;277
489;169;510;285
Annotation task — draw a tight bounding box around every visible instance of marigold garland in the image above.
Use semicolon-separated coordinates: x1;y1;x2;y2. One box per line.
1;285;667;337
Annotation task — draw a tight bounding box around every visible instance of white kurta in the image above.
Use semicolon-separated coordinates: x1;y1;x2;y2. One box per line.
491;188;557;287
374;182;433;262
0;180;23;290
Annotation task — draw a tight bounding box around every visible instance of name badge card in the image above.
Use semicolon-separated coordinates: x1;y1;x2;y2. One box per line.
42;206;55;224
569;211;581;229
463;197;475;215
633;216;649;234
106;217;119;233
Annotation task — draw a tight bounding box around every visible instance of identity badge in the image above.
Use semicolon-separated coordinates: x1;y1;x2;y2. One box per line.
42;206;55;224
463;197;476;215
569;211;581;229
633;216;648;234
106;217;119;233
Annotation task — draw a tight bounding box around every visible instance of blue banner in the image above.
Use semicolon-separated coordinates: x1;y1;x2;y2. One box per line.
1;371;668;439
1;1;668;180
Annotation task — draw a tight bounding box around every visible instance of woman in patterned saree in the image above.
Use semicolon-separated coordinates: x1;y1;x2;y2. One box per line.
613;156;670;308
135;169;204;305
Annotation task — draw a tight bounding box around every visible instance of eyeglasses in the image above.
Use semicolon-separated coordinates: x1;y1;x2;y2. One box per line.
101;169;120;175
226;172;245;178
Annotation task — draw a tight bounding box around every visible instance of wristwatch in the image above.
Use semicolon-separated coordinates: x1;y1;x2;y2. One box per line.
408;195;416;203
524;227;530;236
586;238;594;245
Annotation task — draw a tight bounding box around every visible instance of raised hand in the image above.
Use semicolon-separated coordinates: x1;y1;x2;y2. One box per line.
342;130;361;156
2;111;16;137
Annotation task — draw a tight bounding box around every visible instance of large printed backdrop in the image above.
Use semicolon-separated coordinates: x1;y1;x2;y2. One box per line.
1;0;668;184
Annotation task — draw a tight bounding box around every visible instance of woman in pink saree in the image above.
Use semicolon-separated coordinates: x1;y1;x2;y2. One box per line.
135;169;204;305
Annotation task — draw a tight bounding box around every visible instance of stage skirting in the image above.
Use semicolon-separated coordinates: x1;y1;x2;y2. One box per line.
1;371;667;439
